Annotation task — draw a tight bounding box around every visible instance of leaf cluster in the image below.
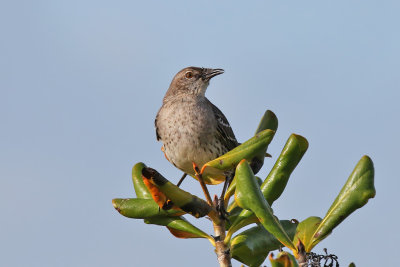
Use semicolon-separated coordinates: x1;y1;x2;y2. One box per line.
112;110;375;267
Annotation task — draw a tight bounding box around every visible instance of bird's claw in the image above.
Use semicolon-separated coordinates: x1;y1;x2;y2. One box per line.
216;197;230;222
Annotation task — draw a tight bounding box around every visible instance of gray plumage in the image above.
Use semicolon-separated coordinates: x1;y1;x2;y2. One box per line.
155;67;238;183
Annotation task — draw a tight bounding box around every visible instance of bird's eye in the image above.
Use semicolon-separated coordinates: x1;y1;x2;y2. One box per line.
185;71;193;79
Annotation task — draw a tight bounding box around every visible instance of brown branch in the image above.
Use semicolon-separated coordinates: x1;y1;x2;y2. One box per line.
193;163;213;205
212;196;232;267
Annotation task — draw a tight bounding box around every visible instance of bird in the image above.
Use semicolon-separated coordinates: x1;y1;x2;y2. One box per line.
155;67;263;211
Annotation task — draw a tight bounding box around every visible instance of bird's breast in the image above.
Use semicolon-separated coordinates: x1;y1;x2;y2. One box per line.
156;98;222;173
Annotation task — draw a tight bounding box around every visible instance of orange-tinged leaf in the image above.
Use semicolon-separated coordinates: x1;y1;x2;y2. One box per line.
167;227;202;238
144;216;214;245
143;176;169;209
142;167;213;219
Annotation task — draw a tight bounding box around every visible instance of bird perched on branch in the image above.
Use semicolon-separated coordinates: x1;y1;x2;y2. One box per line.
155;67;263;210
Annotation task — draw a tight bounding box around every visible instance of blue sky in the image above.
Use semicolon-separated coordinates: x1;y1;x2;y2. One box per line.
1;1;398;266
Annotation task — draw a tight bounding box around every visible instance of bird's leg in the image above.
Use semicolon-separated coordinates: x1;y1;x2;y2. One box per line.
192;163;213;206
162;146;188;187
217;172;233;221
176;173;187;187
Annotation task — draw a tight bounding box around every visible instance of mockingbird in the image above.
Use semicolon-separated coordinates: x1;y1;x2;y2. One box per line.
155;67;261;214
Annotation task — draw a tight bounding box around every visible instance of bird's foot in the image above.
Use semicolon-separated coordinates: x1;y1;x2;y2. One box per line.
216;196;230;222
161;199;174;210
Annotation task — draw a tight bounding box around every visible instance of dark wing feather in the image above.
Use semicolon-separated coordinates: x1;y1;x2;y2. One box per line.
155;114;161;141
206;99;238;151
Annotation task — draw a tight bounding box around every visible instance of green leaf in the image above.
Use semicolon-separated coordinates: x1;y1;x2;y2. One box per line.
226;176;263;212
349;263;356;267
255;110;278;134
261;134;308;205
231;220;298;267
225;205;244;230
227;134;308;240
269;252;299;267
292;216;323;254
131;162;152;199
234;160;295;250
225;176;262;231
309;155;375;250
201;129;275;184
224;174;238;206
144;216;213;243
112;198;182;219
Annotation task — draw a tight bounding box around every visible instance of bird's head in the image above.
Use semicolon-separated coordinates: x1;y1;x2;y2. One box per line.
164;67;224;101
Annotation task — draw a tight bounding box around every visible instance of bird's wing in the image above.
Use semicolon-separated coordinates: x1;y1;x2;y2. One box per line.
155;113;161;141
207;99;238;151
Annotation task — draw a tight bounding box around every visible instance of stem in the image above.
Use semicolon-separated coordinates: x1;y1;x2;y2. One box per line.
193;163;213;205
213;197;232;267
193;164;231;266
296;240;307;267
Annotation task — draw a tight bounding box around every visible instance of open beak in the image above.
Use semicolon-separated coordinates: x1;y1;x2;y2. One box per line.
202;68;224;81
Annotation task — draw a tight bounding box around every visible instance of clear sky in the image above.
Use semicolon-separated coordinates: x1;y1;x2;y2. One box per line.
1;1;398;266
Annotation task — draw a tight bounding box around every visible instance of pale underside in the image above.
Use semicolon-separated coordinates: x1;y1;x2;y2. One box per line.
155;95;236;184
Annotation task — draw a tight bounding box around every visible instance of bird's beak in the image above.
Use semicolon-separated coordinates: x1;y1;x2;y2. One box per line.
202;68;224;81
